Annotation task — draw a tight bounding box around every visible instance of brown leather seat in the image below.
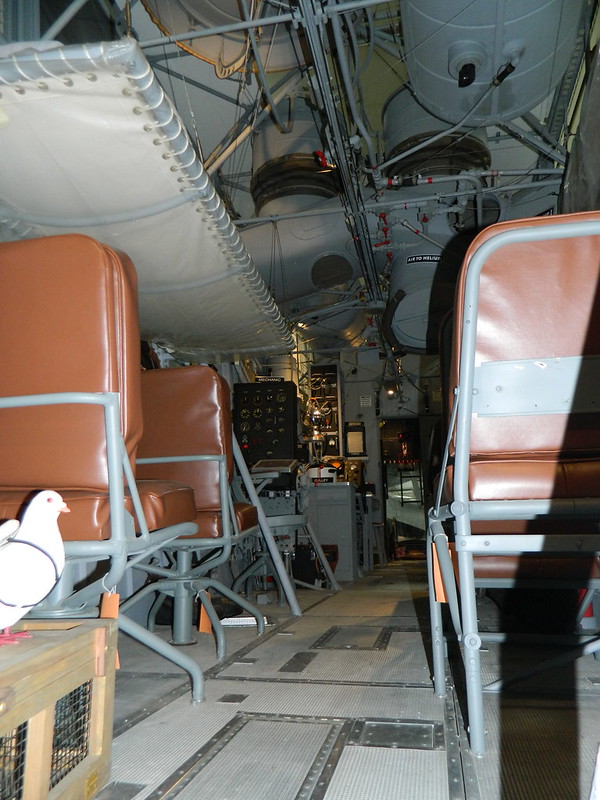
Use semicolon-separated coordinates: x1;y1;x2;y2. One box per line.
0;234;204;698
434;211;600;579
138;365;258;538
133;364;264;648
0;234;196;542
428;210;600;755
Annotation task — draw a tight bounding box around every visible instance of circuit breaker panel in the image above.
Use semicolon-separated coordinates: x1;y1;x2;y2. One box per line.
233;381;298;465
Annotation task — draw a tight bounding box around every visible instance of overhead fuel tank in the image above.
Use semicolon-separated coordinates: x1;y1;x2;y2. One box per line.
383;88;491;179
141;0;304;74
243;97;362;306
381;90;496;354
400;0;586;126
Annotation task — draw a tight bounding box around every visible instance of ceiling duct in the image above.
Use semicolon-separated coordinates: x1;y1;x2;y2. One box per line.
399;0;586;126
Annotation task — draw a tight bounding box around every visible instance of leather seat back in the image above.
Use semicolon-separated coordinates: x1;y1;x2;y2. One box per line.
138;365;233;514
0;234;142;493
448;210;600;501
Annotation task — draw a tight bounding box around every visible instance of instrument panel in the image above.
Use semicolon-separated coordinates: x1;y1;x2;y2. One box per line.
233;381;298;465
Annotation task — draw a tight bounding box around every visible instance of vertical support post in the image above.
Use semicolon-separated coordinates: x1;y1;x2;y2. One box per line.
426;525;448;698
304;521;341;591
171;549;197;645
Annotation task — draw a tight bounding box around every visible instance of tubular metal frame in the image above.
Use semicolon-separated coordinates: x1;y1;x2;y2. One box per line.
427;217;600;755
0;389;205;701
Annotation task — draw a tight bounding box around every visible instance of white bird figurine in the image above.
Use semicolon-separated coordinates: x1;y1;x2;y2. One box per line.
0;490;70;643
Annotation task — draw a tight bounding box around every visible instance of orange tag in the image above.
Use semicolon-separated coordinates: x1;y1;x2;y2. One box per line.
100;592;120;669
100;592;120;618
431;544;448;604
198;598;212;634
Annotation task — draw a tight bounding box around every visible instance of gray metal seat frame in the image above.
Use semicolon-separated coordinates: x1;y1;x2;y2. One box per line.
0;389;205;700
120;433;302;655
427;217;600;755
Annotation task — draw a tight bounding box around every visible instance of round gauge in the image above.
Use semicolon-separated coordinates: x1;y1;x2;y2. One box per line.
252;408;262;418
276;392;286;403
253;395;263;405
240;421;250;432
254;422;262;431
240;408;250;418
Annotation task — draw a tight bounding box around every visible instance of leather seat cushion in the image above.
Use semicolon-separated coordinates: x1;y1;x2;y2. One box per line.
0;481;196;542
178;501;259;539
472;554;600;580
132;480;197;532
441;458;600;503
445;543;600;581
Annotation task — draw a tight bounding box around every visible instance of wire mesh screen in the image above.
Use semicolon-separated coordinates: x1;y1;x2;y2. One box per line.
50;681;92;788
0;722;27;800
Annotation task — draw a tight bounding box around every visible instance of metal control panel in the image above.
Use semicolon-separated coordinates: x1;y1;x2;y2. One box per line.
233;381;298;465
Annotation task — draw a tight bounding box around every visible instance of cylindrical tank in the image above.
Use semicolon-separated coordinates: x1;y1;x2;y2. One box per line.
497;184;559;220
383;88;491;178
386;214;463;354
380;87;500;353
265;354;299;384
141;0;304;73
251;97;340;215
399;0;585;126
243;96;362;304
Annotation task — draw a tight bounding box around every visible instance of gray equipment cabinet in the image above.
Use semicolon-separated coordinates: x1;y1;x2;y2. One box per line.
307;482;359;582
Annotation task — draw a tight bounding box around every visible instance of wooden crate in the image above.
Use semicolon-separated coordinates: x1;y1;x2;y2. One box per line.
0;619;117;800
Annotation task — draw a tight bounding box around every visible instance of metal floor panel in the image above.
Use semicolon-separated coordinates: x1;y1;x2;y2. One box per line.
219;633;431;684
215;616;432;685
471;695;600;800
478;643;600;695
107;562;600;800
305;588;424;621
162;716;335;800
117;710;450;800
229;680;445;721
111;696;240;794
323;746;449;800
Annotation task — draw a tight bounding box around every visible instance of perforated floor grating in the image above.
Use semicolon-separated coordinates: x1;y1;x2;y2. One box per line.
108;564;600;800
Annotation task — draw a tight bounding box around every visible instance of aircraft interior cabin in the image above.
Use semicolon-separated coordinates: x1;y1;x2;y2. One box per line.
0;2;600;799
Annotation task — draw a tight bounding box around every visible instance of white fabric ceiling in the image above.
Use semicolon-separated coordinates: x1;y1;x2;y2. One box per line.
0;38;293;361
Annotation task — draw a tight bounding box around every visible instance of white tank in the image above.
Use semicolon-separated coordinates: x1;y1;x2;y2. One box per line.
387;214;462;354
244;97;362;304
383;88;490;177
400;0;585;126
141;0;303;73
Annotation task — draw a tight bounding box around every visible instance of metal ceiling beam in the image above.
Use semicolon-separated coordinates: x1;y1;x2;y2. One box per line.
41;0;89;40
140;11;295;50
205;71;304;175
497;120;567;166
296;0;383;301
